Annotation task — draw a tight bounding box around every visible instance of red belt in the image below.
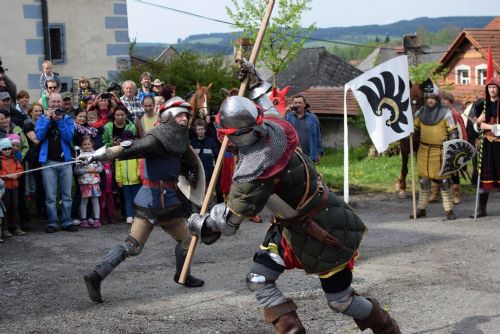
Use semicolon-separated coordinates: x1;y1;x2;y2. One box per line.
142;179;176;189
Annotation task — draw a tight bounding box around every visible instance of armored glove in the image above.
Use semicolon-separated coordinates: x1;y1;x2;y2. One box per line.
188;213;221;245
80;145;109;163
236;59;262;90
186;170;198;188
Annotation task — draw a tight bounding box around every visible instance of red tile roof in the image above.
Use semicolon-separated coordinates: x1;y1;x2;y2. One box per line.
484;16;500;29
289;86;359;116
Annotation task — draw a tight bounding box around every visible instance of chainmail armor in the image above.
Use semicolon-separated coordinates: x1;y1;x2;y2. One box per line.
418;105;449;125
148;119;190;155
233;120;288;182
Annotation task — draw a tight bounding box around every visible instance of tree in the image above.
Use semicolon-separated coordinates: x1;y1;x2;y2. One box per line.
117;52;239;106
375;36;380;43
384;34;390;44
226;0;316;86
409;61;449;87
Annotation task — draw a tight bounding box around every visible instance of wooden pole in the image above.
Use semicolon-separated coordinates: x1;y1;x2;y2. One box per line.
410;134;417;220
179;0;276;284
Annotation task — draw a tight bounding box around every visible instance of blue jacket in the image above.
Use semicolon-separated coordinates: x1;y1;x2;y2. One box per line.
35;114;75;163
285;110;324;162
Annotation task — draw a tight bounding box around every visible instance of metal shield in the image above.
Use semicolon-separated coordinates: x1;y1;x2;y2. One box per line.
439;139;477;177
177;146;206;207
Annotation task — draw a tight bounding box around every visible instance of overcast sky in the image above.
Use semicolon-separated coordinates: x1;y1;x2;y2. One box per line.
127;0;499;44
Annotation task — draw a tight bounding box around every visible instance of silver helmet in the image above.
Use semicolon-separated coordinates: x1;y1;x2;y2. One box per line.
422;78;440;99
160;96;192;120
216;96;266;147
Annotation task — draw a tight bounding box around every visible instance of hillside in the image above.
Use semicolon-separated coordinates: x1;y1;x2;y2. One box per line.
134;16;494;59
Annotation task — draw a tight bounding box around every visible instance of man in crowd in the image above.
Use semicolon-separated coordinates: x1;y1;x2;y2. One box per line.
285;95;323;163
35;93;76;233
191;118;220;190
120;80;142;123
137;72;156;103
0;91;26;128
61;92;79;116
473;77;500;218
411;79;458;220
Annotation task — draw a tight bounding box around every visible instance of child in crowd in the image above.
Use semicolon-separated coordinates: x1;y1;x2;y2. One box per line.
99;160;116;224
74;135;103;228
7;134;23;162
87;110;104;149
0;178;5;243
77;76;97;110
114;130;141;224
154;95;165;113
39;60;60;94
0;138;24;238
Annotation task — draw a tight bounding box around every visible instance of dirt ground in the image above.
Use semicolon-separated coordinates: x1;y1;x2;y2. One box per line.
1;190;499;334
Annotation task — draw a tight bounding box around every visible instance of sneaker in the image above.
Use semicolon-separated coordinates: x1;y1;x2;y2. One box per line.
62;225;78;232
13;229;26;236
2;230;12;238
92;219;102;228
80;220;90;228
45;226;57;233
126;217;133;224
88;218;95;225
72;219;81;226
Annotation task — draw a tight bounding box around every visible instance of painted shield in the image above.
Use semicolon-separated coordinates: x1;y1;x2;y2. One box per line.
439;139;476;177
177;146;206;207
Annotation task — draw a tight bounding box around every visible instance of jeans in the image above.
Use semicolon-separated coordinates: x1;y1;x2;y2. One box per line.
41;160;73;228
123;184;141;218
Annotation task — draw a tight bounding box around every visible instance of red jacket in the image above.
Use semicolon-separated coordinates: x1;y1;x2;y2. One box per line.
0;155;23;189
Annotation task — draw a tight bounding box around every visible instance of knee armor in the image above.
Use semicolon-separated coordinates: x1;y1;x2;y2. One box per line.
246;272;276;292
419;177;431;190
440;178;451;190
123;235;142;257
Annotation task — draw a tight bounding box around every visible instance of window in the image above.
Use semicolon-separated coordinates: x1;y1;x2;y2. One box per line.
456;65;470;85
476;64;487;85
48;24;66;64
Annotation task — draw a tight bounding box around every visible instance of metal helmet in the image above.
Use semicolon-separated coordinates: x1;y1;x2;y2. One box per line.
159;96;192;120
216;96;265;147
422;78;440;99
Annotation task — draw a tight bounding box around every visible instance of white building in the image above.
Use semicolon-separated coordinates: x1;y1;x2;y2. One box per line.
0;0;130;98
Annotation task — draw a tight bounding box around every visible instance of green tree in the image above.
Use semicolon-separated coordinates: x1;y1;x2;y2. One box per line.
226;0;316;86
409;61;449;86
118;52;239;106
375;36;380;43
384;34;390;44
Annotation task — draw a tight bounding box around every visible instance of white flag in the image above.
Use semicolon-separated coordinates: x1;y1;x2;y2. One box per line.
345;55;413;153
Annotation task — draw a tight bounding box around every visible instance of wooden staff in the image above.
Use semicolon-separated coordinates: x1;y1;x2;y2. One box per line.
179;0;276;284
410;134;417;220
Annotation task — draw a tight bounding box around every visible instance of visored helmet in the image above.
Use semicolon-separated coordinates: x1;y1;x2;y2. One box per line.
159;96;192;120
422;78;440;99
216;96;265;147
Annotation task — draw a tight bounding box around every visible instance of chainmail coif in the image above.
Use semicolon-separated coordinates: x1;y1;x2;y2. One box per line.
233;120;288;182
148;118;190;155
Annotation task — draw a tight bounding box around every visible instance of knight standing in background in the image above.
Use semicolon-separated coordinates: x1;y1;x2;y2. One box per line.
83;97;204;304
411;79;459;220
188;61;400;334
472;78;500;218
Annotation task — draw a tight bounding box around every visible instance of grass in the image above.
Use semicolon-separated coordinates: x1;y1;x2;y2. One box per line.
318;145;408;193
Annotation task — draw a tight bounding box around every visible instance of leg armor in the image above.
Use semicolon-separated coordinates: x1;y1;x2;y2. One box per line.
417;177;431;210
439;178;455;218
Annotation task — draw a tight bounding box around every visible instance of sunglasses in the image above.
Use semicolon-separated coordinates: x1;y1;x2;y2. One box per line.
47;86;57;90
2;147;12;151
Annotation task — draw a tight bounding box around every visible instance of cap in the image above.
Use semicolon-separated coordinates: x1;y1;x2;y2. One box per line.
61;92;73;100
0;138;12;150
7;133;21;144
0;91;10;100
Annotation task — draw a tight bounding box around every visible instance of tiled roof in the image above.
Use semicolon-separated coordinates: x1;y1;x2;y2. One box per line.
276;47;362;95
484;16;500;29
288;86;359;116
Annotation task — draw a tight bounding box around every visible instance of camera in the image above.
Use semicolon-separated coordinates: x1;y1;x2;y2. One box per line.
290;106;298;112
54;108;64;116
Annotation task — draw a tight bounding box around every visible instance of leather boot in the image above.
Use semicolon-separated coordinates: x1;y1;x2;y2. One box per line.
354;298;401;334
471;193;489;218
452;184;460;204
83;271;103;303
446;210;456;220
174;244;204;288
264;299;306;334
428;183;440;203
409;209;426;219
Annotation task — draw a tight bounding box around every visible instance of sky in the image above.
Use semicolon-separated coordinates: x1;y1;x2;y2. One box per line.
127;0;499;44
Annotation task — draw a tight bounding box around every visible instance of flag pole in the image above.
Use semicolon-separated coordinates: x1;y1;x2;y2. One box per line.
178;0;276;284
409;134;417;220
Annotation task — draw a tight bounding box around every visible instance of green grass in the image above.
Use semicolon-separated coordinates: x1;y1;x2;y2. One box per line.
317;145;403;193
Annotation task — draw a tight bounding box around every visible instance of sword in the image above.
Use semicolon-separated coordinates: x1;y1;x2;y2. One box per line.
3;159;81;178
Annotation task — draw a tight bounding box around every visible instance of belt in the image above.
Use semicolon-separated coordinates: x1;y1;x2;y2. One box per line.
142;179;176;189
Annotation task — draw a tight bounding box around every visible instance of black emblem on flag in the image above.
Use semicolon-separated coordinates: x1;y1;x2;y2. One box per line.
357;71;409;133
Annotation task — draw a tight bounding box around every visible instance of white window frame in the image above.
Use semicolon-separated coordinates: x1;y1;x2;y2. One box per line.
476;64;487;85
456;65;471;85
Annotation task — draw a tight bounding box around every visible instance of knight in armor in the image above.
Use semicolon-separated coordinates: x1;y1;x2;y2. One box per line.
83;97;204;304
410;79;459;220
472;78;500;218
188;61;400;334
